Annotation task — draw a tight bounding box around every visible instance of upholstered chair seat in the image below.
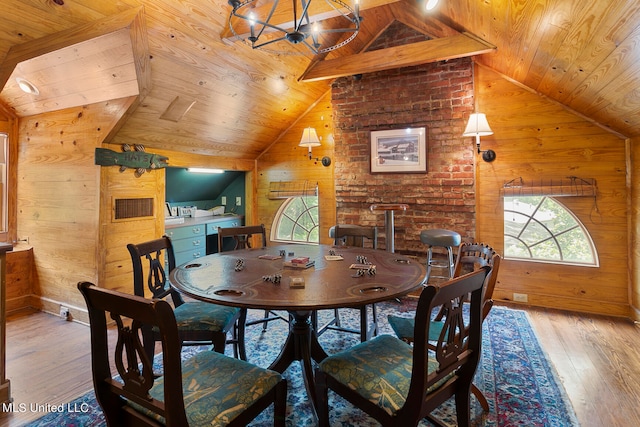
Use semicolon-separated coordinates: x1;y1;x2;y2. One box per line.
78;281;287;427
170;302;240;332
315;268;490;427
317;335;454;417
131;351;283;426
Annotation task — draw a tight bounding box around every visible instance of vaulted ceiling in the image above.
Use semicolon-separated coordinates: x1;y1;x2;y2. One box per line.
0;0;638;162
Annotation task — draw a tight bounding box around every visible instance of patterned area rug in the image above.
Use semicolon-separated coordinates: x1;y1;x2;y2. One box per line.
26;301;580;426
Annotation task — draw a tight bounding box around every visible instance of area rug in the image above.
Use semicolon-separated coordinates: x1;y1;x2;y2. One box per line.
25;301;580;426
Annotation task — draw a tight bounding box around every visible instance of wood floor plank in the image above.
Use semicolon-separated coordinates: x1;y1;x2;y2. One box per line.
524;305;640;427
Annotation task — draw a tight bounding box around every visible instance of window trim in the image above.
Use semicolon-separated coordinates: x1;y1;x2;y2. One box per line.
270;196;319;245
503;196;599;267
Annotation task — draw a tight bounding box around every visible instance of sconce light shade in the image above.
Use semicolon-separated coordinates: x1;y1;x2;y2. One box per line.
463;113;493;137
298;127;330;166
298;127;321;148
463;112;496;162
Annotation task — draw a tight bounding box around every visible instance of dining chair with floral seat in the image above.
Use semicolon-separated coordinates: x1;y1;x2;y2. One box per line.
217;224;290;339
387;242;501;412
128;236;245;362
77;281;287;426
314;267;490;427
312;224;379;342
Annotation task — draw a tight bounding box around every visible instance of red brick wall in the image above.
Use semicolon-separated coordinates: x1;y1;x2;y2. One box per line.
331;56;476;254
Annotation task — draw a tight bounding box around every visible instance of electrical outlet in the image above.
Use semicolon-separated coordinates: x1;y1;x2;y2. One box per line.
236;196;242;206
513;293;528;303
59;306;70;320
221;196;227;205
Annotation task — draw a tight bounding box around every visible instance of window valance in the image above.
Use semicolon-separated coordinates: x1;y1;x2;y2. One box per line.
502;177;596;198
268;181;318;199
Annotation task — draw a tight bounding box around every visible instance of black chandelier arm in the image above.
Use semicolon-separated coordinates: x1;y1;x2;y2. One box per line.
296;0;314;32
231;11;282;37
250;35;291;50
228;0;360;55
260;0;282;39
300;39;321;55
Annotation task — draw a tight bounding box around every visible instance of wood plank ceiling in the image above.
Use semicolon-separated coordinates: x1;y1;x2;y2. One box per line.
0;0;638;163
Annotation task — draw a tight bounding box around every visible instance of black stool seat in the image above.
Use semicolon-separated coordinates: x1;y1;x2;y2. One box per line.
420;229;461;283
420;229;462;247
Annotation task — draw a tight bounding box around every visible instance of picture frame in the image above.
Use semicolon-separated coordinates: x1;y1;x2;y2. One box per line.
370;126;427;173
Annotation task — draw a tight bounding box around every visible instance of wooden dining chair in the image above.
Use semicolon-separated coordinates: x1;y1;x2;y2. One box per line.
77;281;287;427
313;224;379;342
315;267;490;427
217;224;289;334
388;242;501;412
217;223;267;252
127;236;245;362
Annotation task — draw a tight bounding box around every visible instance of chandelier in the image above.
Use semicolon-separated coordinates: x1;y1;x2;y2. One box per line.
228;0;361;55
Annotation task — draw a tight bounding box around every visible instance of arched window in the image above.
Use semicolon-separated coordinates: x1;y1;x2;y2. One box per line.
504;196;598;266
271;196;319;244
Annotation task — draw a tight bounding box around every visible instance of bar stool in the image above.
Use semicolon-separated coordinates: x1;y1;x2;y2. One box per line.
420;229;461;283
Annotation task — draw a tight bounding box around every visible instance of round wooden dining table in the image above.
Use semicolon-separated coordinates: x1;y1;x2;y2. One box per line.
169;243;426;415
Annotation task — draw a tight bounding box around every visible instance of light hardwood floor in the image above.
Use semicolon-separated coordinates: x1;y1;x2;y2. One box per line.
0;304;639;427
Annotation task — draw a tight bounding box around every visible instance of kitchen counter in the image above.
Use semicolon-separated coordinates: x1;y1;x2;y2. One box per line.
164;214;243;230
165;214;244;265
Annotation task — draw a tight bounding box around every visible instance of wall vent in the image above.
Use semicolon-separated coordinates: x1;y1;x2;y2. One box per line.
114;198;154;220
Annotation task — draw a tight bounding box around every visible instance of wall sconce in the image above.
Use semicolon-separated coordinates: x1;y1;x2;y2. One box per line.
299;127;331;167
463;112;496;162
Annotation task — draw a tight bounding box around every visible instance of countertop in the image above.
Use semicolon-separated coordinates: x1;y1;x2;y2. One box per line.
164;214;243;230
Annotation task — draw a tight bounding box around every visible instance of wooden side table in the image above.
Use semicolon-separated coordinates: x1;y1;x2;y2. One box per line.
369;204;408;253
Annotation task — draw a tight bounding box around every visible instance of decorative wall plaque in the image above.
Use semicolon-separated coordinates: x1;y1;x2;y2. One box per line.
95;144;168;177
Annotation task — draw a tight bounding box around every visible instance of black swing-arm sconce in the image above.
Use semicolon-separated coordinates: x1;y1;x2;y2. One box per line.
463;112;496;162
298;127;331;167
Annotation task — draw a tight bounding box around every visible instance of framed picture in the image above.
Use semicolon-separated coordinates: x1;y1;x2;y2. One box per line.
370;126;427;173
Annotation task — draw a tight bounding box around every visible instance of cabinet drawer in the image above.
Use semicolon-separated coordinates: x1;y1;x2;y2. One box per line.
166;225;205;240
172;236;205;253
174;248;205;266
206;218;242;235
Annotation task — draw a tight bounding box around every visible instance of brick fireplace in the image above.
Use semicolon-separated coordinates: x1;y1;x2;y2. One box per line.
331;44;476;254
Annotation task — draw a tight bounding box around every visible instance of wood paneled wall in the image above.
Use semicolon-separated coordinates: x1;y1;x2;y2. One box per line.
98;142;257;305
97;144;164;300
475;65;630;317
630;136;640;321
256;91;335;243
257;61;632;318
7;54;636;323
16;99;132;321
